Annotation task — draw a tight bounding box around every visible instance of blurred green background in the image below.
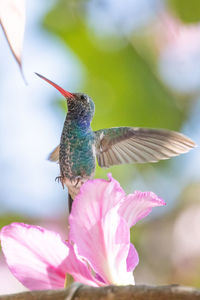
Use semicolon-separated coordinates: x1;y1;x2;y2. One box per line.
0;0;200;293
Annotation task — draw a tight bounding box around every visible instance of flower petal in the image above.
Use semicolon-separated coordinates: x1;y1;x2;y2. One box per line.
119;191;166;228
64;242;103;287
126;243;139;272
70;201;134;285
0;223;69;290
70;173;125;222
101;208;135;285
1;223;103;289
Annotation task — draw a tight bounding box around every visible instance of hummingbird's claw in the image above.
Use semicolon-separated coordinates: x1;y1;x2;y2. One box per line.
55;176;64;189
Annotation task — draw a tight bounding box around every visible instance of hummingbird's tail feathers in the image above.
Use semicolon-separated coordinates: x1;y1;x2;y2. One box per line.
68;193;73;213
95;127;196;168
48;145;60;163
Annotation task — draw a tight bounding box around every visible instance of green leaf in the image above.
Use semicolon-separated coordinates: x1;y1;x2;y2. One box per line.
168;0;200;23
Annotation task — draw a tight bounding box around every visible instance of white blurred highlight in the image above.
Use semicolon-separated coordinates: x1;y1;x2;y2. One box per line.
172;205;200;264
154;13;200;93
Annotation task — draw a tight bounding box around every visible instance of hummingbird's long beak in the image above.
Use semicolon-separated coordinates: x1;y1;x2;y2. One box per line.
35;73;74;99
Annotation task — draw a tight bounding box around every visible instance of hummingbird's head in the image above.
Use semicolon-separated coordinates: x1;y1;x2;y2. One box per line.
35;73;95;120
70;93;95;119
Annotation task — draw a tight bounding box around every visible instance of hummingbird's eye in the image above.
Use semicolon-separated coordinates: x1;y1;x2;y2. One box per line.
80;95;85;101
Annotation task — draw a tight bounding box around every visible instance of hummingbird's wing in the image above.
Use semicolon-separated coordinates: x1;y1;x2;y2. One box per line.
48;145;60;163
94;127;196;168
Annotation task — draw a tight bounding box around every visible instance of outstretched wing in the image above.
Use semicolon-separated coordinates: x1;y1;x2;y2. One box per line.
94;127;196;168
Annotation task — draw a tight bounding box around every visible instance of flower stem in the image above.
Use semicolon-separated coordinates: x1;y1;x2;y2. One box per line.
64;273;74;288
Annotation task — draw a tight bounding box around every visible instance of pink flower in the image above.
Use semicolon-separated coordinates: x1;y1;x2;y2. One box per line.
0;174;165;290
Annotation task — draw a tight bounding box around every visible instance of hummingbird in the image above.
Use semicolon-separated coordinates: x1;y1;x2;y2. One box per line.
36;73;196;212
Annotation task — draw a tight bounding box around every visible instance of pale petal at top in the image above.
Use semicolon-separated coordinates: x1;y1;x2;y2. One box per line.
0;0;25;67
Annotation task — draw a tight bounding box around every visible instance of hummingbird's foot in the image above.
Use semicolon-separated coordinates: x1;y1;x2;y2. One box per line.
55;176;64;189
55;176;61;183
